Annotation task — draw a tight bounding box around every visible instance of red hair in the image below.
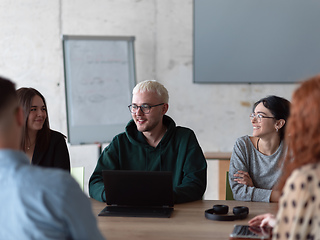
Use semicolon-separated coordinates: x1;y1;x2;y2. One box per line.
278;75;320;190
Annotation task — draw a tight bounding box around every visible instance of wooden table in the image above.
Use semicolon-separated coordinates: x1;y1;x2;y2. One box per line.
91;198;277;240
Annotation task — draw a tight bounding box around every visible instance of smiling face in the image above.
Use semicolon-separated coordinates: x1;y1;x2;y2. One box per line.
251;102;278;139
131;90;168;134
27;95;47;133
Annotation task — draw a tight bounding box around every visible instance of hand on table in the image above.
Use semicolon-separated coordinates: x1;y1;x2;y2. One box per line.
248;213;276;228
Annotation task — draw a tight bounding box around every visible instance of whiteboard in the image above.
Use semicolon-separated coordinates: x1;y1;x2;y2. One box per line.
194;0;320;83
62;35;136;145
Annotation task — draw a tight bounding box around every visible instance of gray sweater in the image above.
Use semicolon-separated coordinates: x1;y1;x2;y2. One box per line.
228;135;285;202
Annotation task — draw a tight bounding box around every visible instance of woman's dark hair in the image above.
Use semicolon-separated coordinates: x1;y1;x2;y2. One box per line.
16;88;51;152
253;95;290;141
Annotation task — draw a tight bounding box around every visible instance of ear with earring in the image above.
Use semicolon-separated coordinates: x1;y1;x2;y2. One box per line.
276;128;278;132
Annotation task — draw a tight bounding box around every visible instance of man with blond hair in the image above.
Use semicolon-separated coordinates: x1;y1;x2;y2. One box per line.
89;80;207;203
0;77;104;239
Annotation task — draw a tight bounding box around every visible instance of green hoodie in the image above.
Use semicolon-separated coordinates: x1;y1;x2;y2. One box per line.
89;115;207;204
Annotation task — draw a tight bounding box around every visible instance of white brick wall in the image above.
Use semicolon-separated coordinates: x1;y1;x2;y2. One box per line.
0;0;297;199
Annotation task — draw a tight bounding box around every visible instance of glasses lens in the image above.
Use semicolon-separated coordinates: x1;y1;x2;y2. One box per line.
257;114;264;122
141;105;151;114
129;105;137;113
250;114;262;122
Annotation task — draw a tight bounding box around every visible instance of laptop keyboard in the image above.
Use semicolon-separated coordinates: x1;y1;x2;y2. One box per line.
99;206;173;218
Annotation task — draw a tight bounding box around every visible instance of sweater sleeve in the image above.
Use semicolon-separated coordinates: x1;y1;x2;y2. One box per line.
229;137;272;202
89;139;119;202
173;131;207;203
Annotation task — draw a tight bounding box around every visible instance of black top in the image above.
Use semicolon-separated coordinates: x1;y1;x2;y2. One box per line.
32;130;70;172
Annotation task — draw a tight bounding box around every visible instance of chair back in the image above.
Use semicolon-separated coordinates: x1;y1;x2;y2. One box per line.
225;171;234;200
71;167;85;191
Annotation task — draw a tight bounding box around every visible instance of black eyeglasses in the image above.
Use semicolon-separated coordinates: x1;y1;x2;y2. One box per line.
249;113;275;123
128;103;164;114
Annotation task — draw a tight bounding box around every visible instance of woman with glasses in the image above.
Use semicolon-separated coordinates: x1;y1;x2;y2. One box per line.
229;95;290;202
249;75;320;240
17;87;70;172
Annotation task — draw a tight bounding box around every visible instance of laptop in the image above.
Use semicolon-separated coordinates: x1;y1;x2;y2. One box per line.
98;170;174;218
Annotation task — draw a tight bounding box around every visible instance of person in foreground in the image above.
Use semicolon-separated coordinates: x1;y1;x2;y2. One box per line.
229;95;290;202
0;77;104;240
89;80;207;203
249;75;320;239
17;87;70;172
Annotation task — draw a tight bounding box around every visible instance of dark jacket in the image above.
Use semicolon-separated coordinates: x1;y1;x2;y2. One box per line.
32;130;70;172
89;115;207;203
